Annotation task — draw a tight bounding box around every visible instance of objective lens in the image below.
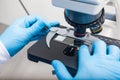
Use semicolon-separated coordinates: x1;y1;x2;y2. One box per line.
90;26;103;34
64;8;105;36
74;27;86;37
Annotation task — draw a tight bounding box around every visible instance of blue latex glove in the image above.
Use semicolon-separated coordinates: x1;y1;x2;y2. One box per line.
0;16;59;57
52;40;120;80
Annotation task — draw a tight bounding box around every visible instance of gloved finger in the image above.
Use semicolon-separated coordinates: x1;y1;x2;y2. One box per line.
36;21;60;35
24;16;40;28
30;22;59;41
41;21;60;34
28;19;46;37
30;21;60;41
46;21;60;28
107;45;120;60
52;60;73;80
30;32;47;41
40;21;60;34
30;34;43;41
14;15;39;28
78;45;90;66
92;40;107;56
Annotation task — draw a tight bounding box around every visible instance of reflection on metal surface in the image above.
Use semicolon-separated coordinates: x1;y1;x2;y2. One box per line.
46;27;100;48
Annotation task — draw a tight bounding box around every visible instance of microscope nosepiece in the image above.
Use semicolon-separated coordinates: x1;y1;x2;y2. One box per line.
64;8;105;37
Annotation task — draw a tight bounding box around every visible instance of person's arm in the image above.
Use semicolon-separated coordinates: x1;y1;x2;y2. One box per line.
0;41;10;63
52;40;120;80
0;15;59;62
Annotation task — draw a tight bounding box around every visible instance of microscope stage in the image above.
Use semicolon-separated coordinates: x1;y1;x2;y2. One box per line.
27;27;120;76
27;35;78;75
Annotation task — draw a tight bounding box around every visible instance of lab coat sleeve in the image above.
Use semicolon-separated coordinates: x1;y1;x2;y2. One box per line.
0;41;11;64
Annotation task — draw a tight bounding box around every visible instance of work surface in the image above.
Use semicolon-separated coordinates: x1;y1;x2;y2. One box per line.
0;0;119;80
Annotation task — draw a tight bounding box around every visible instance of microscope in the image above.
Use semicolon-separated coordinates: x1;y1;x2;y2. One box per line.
27;0;120;76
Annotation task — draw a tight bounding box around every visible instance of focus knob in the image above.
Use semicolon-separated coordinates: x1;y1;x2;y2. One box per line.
63;46;77;56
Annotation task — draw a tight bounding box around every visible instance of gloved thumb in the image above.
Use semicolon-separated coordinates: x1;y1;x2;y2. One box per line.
46;21;60;28
78;45;90;65
52;60;73;80
29;21;60;40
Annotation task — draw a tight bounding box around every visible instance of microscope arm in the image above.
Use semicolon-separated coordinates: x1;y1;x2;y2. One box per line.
52;0;110;15
73;0;104;5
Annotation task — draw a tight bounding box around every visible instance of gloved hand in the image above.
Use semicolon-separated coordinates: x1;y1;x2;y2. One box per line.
0;16;59;57
52;40;120;80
